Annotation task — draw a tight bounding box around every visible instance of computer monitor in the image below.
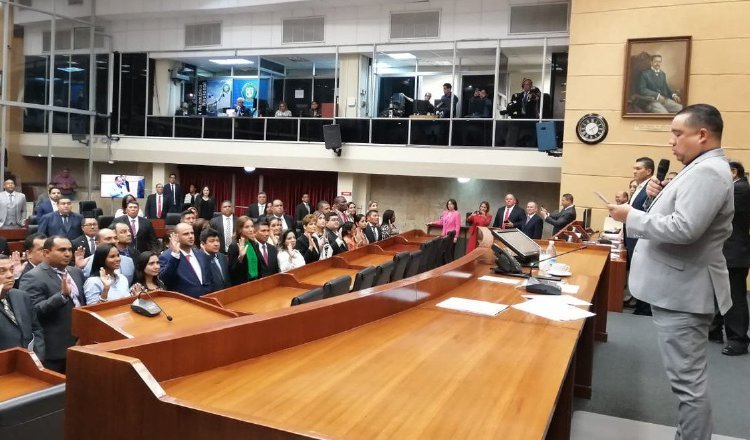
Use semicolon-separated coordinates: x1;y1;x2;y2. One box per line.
491;229;541;264
415;100;430;114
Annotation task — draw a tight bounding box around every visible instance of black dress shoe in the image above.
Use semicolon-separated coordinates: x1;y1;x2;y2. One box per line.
708;331;724;344
722;345;748;356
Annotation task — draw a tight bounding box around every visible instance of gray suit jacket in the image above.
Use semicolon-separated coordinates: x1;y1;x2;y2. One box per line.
19;263;86;360
0;191;27;227
0;288;45;360
626;148;733;315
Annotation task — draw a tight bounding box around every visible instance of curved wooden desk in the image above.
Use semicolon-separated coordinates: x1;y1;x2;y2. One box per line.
200;230;432;315
65;229;609;440
72;291;240;346
0;349;64;402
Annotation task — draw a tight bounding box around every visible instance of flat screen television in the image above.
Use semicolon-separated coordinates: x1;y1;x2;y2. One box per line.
101;174;145;198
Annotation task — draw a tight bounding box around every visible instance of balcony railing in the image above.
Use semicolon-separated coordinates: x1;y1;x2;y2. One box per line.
141;116;563;149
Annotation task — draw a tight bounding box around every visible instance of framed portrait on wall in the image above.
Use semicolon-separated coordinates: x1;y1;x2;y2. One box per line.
622;36;691;118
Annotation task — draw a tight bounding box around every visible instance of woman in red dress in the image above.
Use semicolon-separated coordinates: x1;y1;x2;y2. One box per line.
466;201;492;253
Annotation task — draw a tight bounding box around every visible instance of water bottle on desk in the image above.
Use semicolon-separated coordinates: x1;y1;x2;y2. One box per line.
539;240;557;274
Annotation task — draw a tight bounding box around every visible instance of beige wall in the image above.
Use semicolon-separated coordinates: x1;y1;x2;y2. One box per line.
370;174;560;235
564;0;750;229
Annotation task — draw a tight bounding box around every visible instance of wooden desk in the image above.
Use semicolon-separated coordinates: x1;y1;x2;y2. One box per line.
0;348;64;402
298;267;360;288
381;243;421;253
346;252;394;267
65;229;607;440
201;274;320;315
73;291;239;345
0;228;27;242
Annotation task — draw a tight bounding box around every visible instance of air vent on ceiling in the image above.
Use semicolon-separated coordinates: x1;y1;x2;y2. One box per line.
390;10;440;40
509;3;569;34
185;22;222;48
282;17;324;44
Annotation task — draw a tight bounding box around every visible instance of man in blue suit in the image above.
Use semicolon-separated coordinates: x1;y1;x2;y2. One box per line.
159;223;213;298
35;187;62;218
624;157;654;315
198;228;230;292
519;201;544;240
637;54;683;114
38;198;82;241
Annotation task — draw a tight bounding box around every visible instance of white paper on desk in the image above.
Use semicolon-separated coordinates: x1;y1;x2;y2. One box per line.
436;297;509;317
521;294;591;306
478;275;522;285
512;299;595;321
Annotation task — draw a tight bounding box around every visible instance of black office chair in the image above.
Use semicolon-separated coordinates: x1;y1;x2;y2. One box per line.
374;261;395;286
404;250;422;278
290;287;324;306
79;200;97;217
351;266;377;292
165;212;181;226
323;275;352;299
27;215;38;226
390;251;411;282
97;215;114;229
419;237;440;272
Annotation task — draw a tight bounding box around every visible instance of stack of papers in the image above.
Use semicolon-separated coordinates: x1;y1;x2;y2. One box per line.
512;296;595;321
436;297;509;317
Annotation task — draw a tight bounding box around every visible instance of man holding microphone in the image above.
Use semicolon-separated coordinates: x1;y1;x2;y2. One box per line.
607;104;733;440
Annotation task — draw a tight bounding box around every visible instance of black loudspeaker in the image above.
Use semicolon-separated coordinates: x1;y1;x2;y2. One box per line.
323;124;342;156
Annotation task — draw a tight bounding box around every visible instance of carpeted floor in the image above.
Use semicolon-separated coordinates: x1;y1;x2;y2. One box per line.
574;312;750;439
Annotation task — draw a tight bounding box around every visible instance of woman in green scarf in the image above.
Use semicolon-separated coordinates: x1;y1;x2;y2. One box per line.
227;215;262;286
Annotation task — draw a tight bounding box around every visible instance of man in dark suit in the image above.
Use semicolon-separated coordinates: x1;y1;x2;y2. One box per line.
234;97;251;117
38;198;82;241
112;223;139;259
539;193;577;235
324;213;348;255
709;160;750;356
295;193;312;222
19;236;86;373
0;255;45;360
363;210;382;243
254;220;279;277
245;191;267;222
492;194;526;229
111;201;160;253
210;200;235;254
145;183;171;219
162;173;183;214
35;187;62;218
261;199;294;233
199;228;230;292
519;201;544;239
159;223;213;298
624;157;655;315
14;233;47;289
71;217;99;259
637;54;683;114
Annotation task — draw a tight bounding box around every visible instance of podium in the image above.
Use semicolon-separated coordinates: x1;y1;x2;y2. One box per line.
65;229;610;440
0;349;65;440
72;290;239;345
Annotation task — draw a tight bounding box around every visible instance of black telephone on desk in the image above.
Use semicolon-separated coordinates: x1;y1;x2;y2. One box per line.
492;244;524;276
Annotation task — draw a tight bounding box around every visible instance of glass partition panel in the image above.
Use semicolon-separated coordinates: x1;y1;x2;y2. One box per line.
410;119;450;146
174;116;202;138
336;118;370;143
457;47;496;119
262;53;337;118
496;43;545;147
119;53;148;136
146;116;173;137
266;118;299;141
234;118;265;140
451;120;493;147
413;49;455;118
371;119;408;144
204;117;233;139
300;118;334;142
375;49;417;117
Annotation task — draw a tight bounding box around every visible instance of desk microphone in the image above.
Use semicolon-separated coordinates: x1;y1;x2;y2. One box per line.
643;159;670;210
131;291;173;321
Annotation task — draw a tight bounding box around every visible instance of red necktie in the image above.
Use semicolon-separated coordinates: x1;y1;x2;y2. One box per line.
261;244;269;264
157;195;162;218
503;209;510;229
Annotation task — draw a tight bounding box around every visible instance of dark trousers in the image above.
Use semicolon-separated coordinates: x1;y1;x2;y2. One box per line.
710;266;750;349
42;358;66;374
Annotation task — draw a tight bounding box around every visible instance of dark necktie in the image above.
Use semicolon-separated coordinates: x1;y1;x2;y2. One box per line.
0;297;17;326
261;244;269;265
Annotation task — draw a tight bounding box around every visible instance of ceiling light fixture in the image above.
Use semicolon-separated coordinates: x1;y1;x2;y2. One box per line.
457;177;471;183
210;58;254;66
388;52;416;60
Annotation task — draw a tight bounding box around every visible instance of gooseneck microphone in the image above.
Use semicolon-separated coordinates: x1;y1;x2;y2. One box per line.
130;290;173;321
643;159;670;210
